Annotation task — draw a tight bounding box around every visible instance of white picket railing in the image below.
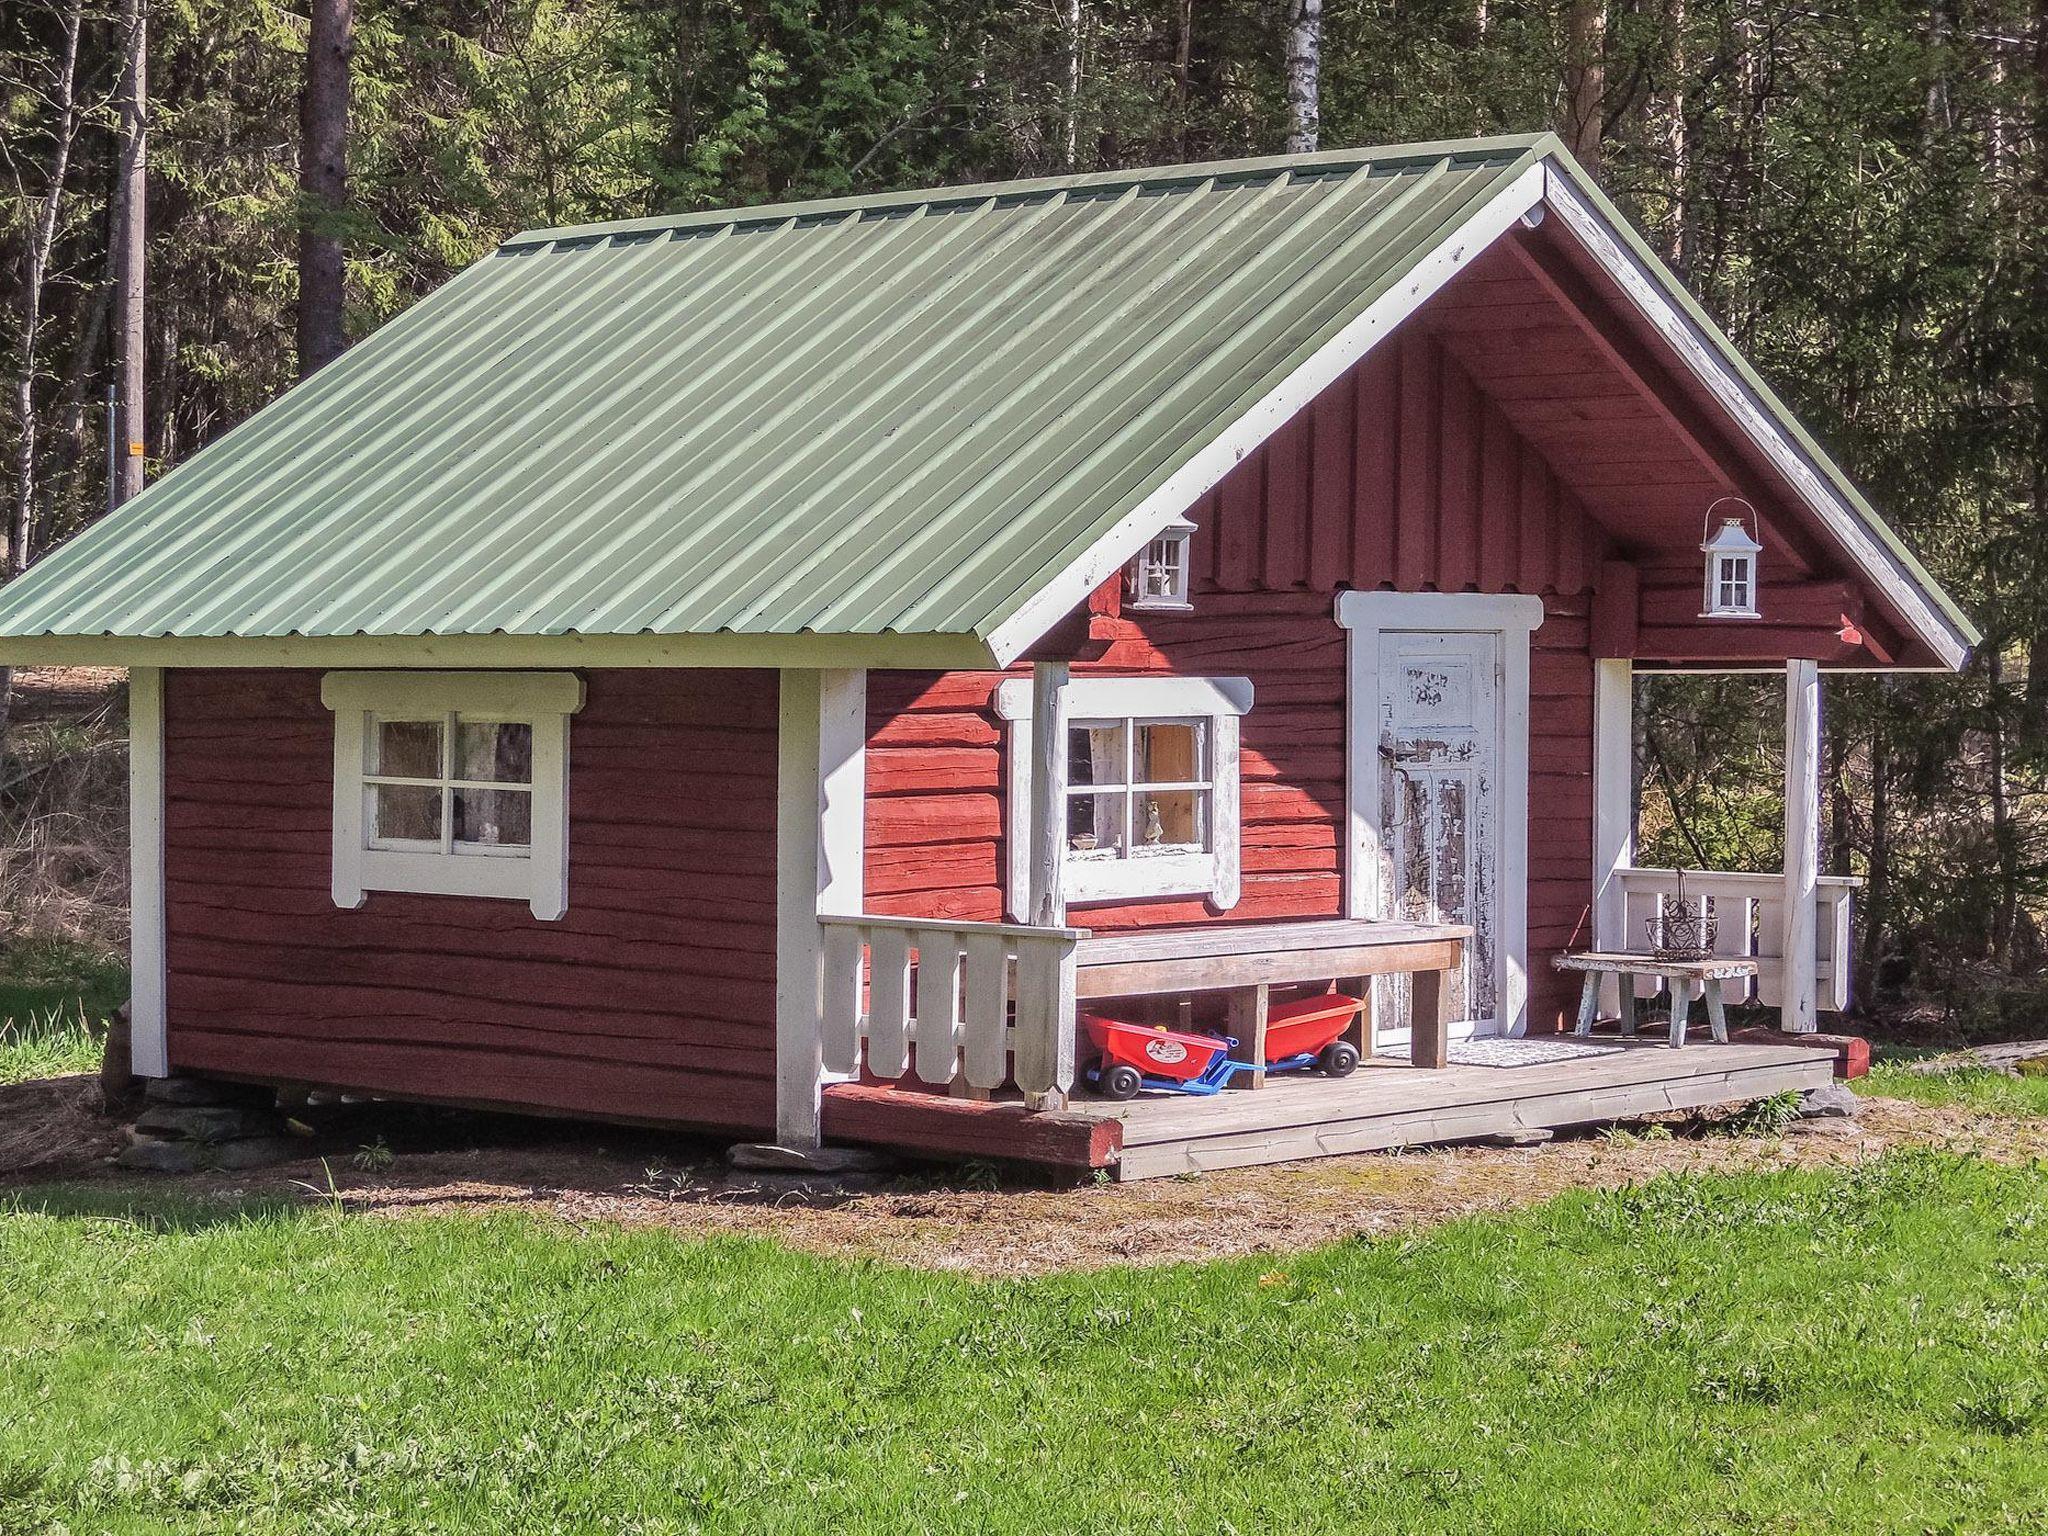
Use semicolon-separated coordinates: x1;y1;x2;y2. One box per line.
817;915;1086;1107
1615;867;1861;1013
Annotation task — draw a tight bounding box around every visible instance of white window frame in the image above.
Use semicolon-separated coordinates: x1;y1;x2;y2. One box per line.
995;674;1248;912
321;671;585;920
1125;520;1195;611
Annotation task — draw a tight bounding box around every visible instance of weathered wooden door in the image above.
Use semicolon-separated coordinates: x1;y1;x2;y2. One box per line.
1376;631;1501;1036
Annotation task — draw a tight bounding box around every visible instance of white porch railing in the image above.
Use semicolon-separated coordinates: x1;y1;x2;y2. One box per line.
817;915;1086;1108
1615;866;1861;1013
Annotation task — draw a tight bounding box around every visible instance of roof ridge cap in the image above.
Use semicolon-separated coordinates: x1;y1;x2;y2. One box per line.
502;131;1556;250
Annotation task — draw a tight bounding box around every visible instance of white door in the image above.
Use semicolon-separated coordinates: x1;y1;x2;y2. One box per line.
1376;631;1501;1038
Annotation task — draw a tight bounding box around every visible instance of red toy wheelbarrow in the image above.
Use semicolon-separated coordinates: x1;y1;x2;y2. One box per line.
1081;1013;1251;1100
1260;994;1363;1079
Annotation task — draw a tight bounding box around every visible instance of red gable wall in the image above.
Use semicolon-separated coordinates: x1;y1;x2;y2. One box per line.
867;329;1611;1034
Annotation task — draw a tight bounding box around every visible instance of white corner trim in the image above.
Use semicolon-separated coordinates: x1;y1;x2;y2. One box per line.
1340;591;1536;1038
1001;673;1250;916
1336;590;1546;635
323;669;585;921
1540;167;1970;672
994;672;1253;722
982;162;1549;666
128;666;168;1077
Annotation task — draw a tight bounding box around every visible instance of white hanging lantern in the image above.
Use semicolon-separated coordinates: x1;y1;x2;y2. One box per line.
1699;497;1763;619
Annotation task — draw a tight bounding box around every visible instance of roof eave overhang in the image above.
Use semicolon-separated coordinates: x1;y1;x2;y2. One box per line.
0;630;1000;671
983;146;1976;676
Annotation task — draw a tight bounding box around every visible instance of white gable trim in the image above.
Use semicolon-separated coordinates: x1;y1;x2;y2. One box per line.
1538;165;1970;671
982;161;1549;666
981;153;1969;675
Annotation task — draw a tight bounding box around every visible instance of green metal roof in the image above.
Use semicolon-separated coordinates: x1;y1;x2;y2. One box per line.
0;130;1974;665
0;135;1552;652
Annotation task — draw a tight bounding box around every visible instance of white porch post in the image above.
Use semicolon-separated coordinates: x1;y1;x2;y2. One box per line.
1591;659;1634;1018
128;665;168;1077
1591;659;1634;951
773;667;867;1148
1781;658;1821;1033
1025;660;1069;927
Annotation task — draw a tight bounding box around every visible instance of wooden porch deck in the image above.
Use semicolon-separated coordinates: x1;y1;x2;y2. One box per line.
820;1037;1837;1181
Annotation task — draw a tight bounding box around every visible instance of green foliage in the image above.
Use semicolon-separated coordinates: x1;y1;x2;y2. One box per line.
0;1154;2042;1530
1861;1054;2048;1117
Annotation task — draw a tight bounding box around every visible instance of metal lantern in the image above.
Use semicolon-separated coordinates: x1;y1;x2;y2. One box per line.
1700;497;1763;619
1648;868;1718;961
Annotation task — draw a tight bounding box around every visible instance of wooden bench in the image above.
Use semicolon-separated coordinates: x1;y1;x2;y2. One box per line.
1074;919;1471;1082
1553;951;1761;1047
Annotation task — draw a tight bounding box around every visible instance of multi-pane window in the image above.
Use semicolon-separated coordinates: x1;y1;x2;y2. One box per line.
1066;717;1211;863
365;714;535;855
322;671;584;920
995;673;1249;910
1126;521;1195;610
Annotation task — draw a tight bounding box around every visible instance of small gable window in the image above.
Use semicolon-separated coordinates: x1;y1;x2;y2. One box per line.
996;674;1248;910
321;671;584;920
1700;504;1763;619
1126;520;1195;611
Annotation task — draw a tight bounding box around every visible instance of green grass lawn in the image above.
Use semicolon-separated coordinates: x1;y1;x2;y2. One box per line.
0;941;125;1085
0;1153;2043;1534
1859;1052;2048;1118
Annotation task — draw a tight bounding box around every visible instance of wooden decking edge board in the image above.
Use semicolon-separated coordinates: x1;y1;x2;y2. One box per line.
1111;1057;1832;1180
1099;1043;1832;1146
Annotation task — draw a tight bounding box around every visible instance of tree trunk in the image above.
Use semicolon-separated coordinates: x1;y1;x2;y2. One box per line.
297;0;354;377
1062;0;1082;169
1651;0;1688;266
9;0;85;584
1562;0;1607;171
112;0;148;509
1284;0;1323;155
1988;648;2019;963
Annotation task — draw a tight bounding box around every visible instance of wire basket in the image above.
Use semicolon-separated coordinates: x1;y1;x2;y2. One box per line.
1647;871;1717;961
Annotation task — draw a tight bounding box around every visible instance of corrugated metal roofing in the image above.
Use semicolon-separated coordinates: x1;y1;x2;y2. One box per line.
0;135;1553;648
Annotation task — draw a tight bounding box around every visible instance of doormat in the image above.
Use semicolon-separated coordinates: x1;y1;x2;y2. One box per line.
1380;1037;1626;1069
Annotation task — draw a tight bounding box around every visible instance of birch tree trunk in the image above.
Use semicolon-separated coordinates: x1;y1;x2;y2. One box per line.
1562;0;1606;171
297;0;354;377
112;0;148;509
9;0;84;583
1285;0;1323;155
1062;0;1082;169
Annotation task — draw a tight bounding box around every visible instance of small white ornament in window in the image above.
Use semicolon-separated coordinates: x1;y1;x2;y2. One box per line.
1700;498;1763;619
1127;520;1195;610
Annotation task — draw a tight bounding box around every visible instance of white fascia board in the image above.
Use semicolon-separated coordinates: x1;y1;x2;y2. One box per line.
1539;165;1972;673
0;630;998;671
981;162;1548;667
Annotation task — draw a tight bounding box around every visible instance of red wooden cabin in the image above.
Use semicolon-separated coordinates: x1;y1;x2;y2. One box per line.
0;136;1973;1177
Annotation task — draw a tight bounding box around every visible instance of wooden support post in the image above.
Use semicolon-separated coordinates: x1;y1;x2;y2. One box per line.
1025;660;1069;928
773;668;867;1149
1781;658;1820;1034
1409;965;1449;1069
1592;657;1634;1021
1225;983;1270;1088
128;665;167;1077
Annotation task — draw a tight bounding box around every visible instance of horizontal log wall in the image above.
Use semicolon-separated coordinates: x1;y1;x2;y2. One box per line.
164;667;781;1131
867;332;1604;1032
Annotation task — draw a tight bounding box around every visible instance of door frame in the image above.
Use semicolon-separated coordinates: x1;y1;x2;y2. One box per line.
1336;591;1544;1039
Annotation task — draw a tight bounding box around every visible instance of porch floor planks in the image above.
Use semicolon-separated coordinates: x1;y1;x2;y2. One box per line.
1060;1040;1835;1180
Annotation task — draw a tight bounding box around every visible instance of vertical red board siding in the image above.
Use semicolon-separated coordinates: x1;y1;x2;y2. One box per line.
163;667;782;1128
867;335;1607;1032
